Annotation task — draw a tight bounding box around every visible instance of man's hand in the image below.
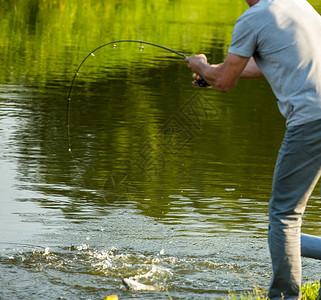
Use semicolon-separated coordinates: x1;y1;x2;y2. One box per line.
185;55;211;87
185;53;254;92
184;54;208;75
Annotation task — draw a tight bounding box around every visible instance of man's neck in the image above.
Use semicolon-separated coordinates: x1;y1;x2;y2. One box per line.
246;0;260;7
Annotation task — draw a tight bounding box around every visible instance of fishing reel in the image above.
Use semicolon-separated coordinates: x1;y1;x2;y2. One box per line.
194;74;211;87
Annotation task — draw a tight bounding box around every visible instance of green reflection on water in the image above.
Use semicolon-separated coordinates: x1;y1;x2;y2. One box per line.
0;0;248;84
1;0;321;235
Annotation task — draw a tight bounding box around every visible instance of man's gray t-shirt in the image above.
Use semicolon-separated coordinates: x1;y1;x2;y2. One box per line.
228;0;321;127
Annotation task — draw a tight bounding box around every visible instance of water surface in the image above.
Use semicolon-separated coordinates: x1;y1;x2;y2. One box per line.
1;1;321;299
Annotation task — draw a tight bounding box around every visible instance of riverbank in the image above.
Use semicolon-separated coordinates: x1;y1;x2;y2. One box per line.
226;280;320;300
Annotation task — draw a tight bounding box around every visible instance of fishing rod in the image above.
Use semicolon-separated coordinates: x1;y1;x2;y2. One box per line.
67;39;209;101
66;39;210;152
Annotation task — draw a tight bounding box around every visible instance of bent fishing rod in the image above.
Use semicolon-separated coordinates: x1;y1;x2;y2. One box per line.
67;39;209;101
66;40;210;152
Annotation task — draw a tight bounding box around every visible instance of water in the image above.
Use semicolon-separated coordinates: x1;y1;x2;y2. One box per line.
1;1;321;299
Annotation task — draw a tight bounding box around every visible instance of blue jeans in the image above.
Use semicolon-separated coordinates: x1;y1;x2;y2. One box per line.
268;118;321;300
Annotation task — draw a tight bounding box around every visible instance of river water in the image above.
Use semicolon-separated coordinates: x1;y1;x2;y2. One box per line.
1;1;321;299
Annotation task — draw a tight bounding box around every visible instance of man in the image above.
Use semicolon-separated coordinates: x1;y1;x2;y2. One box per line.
185;0;321;299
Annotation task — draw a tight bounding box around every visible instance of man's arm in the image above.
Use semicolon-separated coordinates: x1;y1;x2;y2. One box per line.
240;57;264;79
185;53;263;92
